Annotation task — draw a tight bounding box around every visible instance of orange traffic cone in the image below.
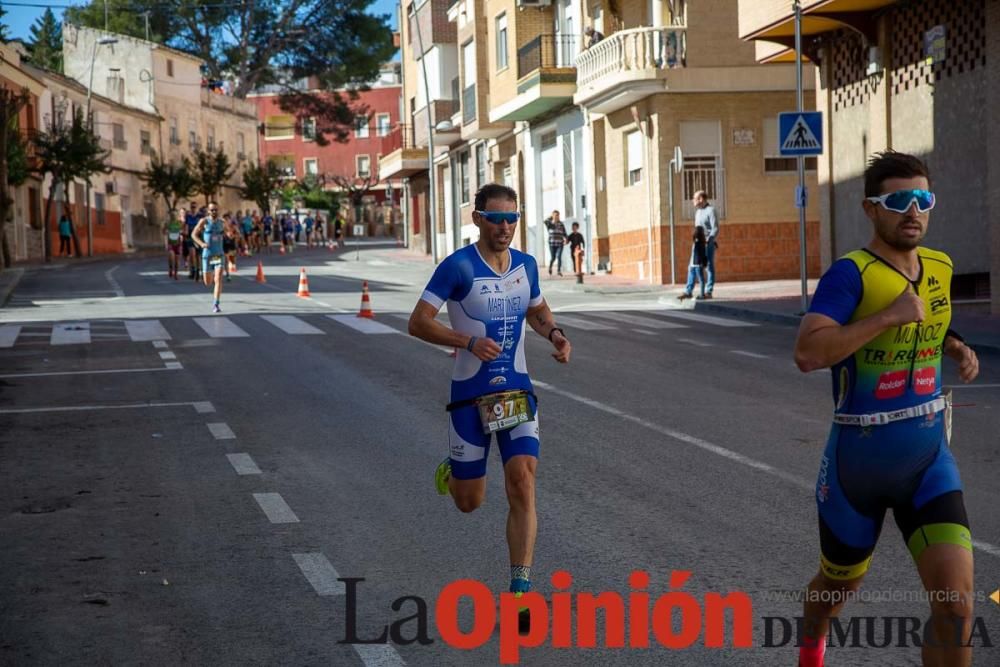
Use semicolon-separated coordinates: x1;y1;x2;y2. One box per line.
256;260;266;284
357;281;374;318
297;268;311;297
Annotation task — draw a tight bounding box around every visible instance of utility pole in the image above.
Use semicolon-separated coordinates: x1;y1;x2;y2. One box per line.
794;0;809;313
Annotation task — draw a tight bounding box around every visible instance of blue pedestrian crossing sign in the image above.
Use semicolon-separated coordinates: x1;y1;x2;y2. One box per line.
778;112;823;156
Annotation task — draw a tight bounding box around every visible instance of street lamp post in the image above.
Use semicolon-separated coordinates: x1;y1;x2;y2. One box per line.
84;36;117;257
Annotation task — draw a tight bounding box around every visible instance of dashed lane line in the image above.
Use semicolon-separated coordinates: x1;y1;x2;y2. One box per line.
226;453;262;475
292;553;345;596
207;422;236;440
0;400;215;415
252;493;300;524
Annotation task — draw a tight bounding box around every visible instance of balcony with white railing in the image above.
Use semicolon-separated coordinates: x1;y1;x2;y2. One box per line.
574;25;687;115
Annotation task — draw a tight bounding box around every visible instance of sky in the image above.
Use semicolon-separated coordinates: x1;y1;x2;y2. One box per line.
5;0;399;42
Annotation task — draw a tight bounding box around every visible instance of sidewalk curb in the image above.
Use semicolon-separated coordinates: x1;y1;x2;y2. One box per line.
0;268;25;308
693;301;803;327
694;300;1000;353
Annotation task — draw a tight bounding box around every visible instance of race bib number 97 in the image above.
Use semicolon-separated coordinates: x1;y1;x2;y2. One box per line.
476;390;534;434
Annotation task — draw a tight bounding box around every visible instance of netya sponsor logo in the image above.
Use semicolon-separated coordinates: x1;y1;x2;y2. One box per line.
339;571;753;663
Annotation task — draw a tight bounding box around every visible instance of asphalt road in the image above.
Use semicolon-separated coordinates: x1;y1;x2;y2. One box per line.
1;246;999;666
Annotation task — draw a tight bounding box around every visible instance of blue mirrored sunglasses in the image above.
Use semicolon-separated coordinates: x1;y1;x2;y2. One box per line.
866;189;935;214
475;210;521;225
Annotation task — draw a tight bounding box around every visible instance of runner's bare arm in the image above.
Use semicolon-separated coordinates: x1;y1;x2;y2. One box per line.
527;301;571;363
943;335;979;383
408;300;502;361
192;220;207;248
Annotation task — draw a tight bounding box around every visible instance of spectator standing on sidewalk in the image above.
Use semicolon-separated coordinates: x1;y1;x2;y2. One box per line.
58;210;73;256
567;222;586;283
544;210;567;276
677;225;709;301
693;190;719;298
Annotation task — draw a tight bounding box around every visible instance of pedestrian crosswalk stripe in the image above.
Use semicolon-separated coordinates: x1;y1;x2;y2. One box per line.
328;314;400;334
0;325;21;348
51;322;91;345
658;311;759;328
591;312;687;329
261;315;324;335
193;316;250;338
126;319;172;341
554;314;618;330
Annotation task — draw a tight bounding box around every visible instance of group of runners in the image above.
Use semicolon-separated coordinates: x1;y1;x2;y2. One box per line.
408;152;982;666
163;201;347;313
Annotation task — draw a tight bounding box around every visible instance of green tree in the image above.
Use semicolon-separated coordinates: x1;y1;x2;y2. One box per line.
64;1;176;44
31;109;111;261
140;155;197;216
191;146;234;205
67;0;395;143
240;161;282;214
0;88;31;271
0;5;10;42
27;9;63;72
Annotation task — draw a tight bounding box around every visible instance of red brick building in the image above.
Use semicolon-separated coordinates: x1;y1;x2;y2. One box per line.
249;64;402;214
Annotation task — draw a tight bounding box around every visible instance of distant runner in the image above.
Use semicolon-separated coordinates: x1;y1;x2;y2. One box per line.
192;203;226;313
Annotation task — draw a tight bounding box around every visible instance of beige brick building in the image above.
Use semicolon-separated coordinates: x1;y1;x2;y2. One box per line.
62;24;258;224
386;0;823;286
740;0;1000;314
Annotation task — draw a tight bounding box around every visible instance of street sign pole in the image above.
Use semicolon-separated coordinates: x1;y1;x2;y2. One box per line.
794;0;809;313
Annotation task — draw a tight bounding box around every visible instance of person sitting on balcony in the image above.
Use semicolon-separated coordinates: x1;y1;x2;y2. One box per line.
584;26;604;49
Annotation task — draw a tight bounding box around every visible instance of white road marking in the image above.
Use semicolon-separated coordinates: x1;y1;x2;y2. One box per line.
164;361;183;370
354;645;406;667
159;351;177;360
328;314;400;334
207;422;236;440
731;350;769;359
0;325;21;348
0;366;181;379
677;338;714;348
226;453;262;475
591;312;687;329
126;320;171;341
292;553;345;596
50;322;91;345
152;340;169;349
192;401;215;413
533;379;1000;560
553;314;617;331
658;310;760;327
0;401;215;415
260;315;324;335
633;329;656;335
252;493;300;524
193;317;250;338
951;384;1000;389
105;265;125;297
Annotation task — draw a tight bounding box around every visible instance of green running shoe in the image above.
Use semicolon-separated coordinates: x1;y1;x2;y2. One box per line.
434;458;451;496
514;592;530;634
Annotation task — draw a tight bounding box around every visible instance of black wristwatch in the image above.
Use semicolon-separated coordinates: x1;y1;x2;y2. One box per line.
547;327;565;342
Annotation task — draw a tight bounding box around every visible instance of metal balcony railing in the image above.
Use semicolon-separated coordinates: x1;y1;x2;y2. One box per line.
462;84;476;124
576;26;687;88
381;124;418;154
517;34;580;79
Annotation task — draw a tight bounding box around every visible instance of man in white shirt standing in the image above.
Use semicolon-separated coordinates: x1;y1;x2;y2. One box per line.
692;190;719;298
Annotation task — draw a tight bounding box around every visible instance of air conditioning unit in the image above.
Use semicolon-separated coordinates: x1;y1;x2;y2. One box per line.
517;0;552;7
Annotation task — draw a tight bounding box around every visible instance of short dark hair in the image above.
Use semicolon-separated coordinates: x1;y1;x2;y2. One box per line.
864;151;930;197
474;183;518;211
